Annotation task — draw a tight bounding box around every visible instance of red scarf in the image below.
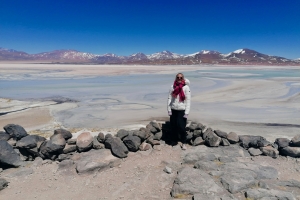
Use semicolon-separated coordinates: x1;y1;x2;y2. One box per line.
172;80;186;102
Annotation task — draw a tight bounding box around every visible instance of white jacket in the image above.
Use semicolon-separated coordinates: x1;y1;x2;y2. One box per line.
167;79;191;114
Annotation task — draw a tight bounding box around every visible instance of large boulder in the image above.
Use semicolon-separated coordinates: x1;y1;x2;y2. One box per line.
205;132;221;147
171;167;225;198
239;135;268;149
290;135;300;147
133;130;147;141
16;135;46;149
202;128;214;140
110;137;128;158
3;124;28;140
214;130;228;138
7;138;17;147
53;129;72;140
275;138;290;149
97;132;105;143
123;135;141;152
194;160;219;171
220;162;278;180
245;188;296;200
104;134;114;149
150;121;161;132
226;132;239;144
248;147;263;156
280;146;300;157
220;172;257;194
0;131;10;141
192;130;202;138
39;134;66;158
188;122;199;131
193;137;205;146
67;138;76;145
184;152;218;165
260;146;279;158
146;124;159;134
153;131;162;141
139;142;152;151
221;138;230;146
93;136;104;149
75;149;120;174
76;132;93;152
0;140;22;167
116;129;129;140
63;144;77;154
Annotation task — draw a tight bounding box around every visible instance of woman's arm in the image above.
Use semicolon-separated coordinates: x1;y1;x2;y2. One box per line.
167;86;173;113
184;86;191;115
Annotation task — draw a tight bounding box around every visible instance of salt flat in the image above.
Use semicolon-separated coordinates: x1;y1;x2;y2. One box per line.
0;63;300;141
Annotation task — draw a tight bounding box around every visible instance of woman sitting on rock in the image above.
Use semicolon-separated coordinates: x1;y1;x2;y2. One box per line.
167;73;191;150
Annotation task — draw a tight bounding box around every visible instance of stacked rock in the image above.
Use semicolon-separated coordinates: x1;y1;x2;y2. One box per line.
277;136;300;157
185;122;239;147
1;120;300;193
185;121;281;159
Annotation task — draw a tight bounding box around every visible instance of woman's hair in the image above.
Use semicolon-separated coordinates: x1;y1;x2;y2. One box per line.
175;73;184;81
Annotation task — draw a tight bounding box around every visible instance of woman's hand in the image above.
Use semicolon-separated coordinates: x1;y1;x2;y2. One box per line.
168;111;172;116
183;114;188;118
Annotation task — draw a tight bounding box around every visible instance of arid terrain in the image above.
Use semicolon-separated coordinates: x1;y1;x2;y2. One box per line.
1;64;300;199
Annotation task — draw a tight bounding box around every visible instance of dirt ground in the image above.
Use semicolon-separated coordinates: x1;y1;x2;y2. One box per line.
1;143;182;200
2;143;300;200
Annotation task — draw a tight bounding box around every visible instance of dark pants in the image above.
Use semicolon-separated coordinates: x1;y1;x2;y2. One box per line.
169;109;187;143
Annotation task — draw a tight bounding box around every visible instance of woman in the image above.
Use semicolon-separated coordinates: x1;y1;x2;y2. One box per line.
167;73;191;150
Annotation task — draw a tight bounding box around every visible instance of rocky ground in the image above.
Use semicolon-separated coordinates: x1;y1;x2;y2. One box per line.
2;121;300;200
0;143;182;200
2;141;300;199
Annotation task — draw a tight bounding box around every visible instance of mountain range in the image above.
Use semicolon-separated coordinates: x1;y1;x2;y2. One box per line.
0;47;299;65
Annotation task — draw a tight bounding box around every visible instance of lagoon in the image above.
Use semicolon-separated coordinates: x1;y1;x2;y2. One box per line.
0;64;300;141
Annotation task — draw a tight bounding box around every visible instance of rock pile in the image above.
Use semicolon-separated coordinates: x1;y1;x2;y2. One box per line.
1;120;300;199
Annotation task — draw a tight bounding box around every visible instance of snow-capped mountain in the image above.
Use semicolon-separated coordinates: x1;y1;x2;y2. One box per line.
219;48;293;64
128;53;148;61
0;47;299;66
33;50;98;61
185;50;220;57
147;50;183;60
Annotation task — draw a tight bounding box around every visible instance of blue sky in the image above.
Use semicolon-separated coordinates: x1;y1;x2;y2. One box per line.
0;0;299;59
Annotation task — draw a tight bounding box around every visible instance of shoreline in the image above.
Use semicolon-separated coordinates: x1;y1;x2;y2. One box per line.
1;98;300;143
